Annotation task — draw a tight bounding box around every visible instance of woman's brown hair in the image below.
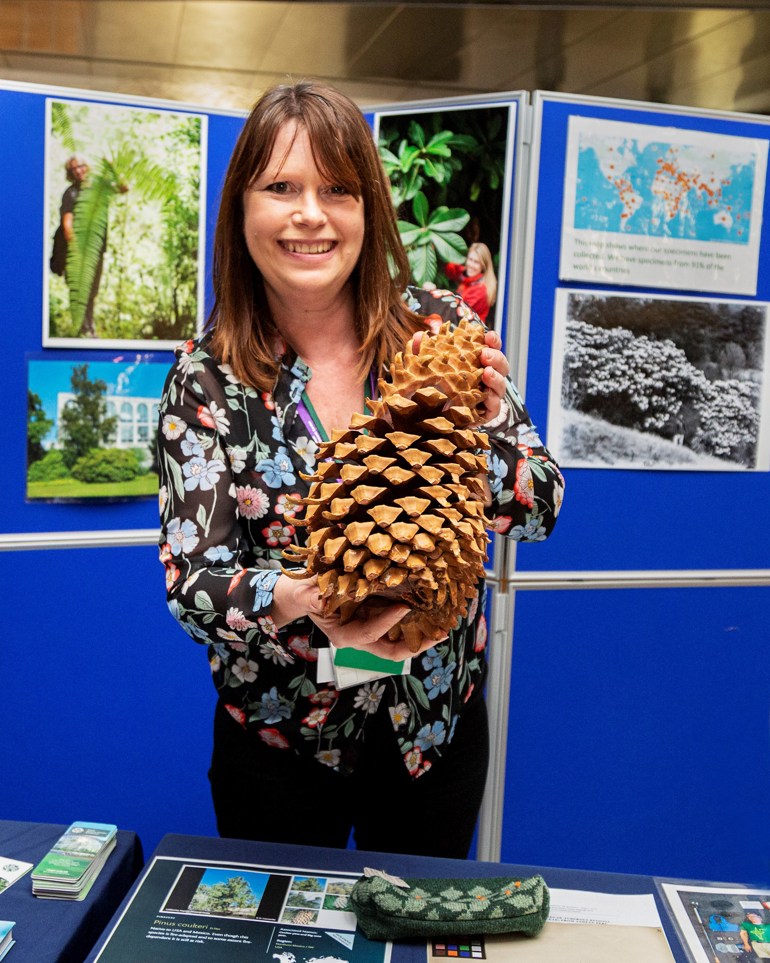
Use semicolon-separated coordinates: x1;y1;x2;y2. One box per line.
208;81;422;391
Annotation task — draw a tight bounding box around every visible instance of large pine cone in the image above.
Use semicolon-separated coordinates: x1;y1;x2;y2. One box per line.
283;318;490;652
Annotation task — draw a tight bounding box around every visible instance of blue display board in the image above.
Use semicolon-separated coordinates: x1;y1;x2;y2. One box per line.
1;82;245;534
503;92;770;887
518;93;770;574
504;585;770;885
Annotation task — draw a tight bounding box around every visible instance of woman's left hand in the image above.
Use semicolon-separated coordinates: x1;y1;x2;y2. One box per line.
410;326;509;424
478;329;510;425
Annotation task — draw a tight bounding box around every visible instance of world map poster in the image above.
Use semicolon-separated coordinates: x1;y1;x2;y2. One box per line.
559;115;768;296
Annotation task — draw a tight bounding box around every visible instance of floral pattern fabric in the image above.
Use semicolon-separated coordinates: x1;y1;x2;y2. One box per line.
157;287;564;778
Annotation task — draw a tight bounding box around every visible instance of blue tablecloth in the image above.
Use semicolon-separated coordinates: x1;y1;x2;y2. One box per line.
0;819;143;963
85;833;691;963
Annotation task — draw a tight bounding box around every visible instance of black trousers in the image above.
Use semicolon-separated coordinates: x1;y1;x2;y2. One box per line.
209;692;489;859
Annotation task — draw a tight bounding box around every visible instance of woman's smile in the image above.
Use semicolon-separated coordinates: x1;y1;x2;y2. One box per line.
278;239;337;255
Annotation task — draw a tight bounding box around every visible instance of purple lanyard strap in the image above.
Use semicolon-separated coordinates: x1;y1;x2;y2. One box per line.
297;367;377;446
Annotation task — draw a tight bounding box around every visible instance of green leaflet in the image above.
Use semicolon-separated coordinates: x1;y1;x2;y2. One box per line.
196;503;208;529
430;230;467;262
412;191;429;225
194;590;214;611
427;206;470;233
407;244;437;287
406;673;432;711
342;717;356;738
66;179;110;330
163;449;185;501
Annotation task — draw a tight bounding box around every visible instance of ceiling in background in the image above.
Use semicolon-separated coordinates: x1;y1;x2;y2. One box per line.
0;1;768;115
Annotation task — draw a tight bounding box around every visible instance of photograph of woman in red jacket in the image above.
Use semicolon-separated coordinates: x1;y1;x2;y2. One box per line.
445;242;498;323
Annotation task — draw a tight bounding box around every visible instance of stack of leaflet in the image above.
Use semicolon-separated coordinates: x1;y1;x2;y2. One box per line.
31;822;117;901
0;921;14;961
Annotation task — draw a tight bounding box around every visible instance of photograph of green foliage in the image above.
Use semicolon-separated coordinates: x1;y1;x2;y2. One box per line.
44;97;206;348
375;101;514;331
27;355;168;501
547;289;770;471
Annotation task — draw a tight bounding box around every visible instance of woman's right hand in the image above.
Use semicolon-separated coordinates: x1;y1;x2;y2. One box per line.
313;598;450;662
273;574;441;662
309;601;411;660
274;572;408;642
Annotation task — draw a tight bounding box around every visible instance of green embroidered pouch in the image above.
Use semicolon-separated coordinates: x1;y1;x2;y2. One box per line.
350;869;550;941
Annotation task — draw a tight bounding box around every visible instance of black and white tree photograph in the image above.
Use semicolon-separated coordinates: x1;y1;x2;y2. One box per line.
548;289;770;471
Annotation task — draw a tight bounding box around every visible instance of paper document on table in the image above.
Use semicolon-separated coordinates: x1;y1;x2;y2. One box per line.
0;858;33;894
548;888;663;926
426;890;676;963
432;924;676;963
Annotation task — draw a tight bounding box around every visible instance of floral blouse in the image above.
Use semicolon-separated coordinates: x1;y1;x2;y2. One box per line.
157;287;564;778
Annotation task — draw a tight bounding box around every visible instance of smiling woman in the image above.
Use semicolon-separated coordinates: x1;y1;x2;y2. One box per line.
155;80;563;859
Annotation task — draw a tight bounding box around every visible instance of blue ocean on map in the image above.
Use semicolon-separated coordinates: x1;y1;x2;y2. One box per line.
574;137;756;244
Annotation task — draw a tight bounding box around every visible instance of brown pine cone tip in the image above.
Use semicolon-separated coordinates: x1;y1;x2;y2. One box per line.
283;318;491;652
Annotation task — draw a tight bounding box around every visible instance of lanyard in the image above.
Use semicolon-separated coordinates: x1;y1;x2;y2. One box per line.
297;392;327;444
297;367;376;446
